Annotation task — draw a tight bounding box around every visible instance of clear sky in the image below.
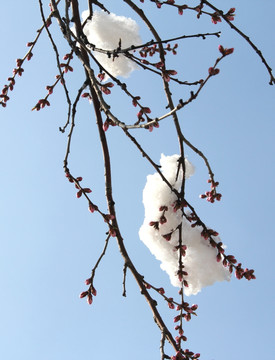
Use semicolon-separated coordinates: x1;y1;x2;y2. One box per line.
0;1;274;360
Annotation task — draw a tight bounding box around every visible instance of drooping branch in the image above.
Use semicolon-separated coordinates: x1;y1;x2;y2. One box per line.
202;0;275;85
1;1;264;358
68;0;180;353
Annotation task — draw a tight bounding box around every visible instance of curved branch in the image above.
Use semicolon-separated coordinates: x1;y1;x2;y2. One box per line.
203;0;275;85
68;0;180;352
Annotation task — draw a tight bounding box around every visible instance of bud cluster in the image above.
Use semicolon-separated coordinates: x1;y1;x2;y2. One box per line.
136;106;152;127
149;203;189;284
103;118;116;132
149;204;169;230
139;42;178;58
0;57;27;107
65;171;93;204
79;278;97;306
171;349;200;360
100;82;114;95
32;52;74;111
199;179;222;203
142;279;198;357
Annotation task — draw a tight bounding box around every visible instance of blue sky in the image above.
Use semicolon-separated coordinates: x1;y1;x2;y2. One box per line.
0;1;274;359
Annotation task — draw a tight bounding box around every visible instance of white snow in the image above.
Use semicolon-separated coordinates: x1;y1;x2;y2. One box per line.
81;10;142;78
139;154;230;296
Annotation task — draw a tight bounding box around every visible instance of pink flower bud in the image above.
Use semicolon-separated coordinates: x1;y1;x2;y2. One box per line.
109;228;116;237
168;301;175;309
137;109;143;118
162;233;172;241
227;255;236;263
141;59;149;65
103;120;109;132
211;12;222;24
27;52;33;61
104;214;115;222
63;53;73;60
132;96;141;107
184;313;191;322
60;63;73;73
167;69;177;76
158;287;165;295
223;258;228;267
46;85;53;95
97;73;105;82
87;294;93;305
143;107;151;114
149;221;159;230
17;67;24;76
91;287;97;296
8;77;15;85
46;18;52;27
102;86;111;95
83;188;92;193
208;67;220;76
235;269;243;280
155;61;164;69
79;291;88;298
159;215;167;224
219;44;225;54
216;253;222;262
76;190;83;198
224;48;234;55
88;203;97;213
16;58;23;67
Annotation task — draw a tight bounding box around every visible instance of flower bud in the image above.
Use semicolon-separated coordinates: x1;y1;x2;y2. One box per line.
76;190;83;198
85;278;91;285
91;287;97;296
158;287;165;295
109;228;116;237
208;67;220;76
79;291;88;299
87;294;93;305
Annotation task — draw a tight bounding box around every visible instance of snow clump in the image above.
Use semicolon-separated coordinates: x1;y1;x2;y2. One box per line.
139;154;231;296
81;10;142;78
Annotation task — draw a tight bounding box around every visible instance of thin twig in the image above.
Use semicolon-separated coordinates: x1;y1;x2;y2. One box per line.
90;234;111;284
122;262;128;297
38;0;72;124
202;0;275;85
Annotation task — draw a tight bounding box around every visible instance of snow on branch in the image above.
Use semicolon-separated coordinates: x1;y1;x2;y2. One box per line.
82;10;142;78
139;154;230;295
